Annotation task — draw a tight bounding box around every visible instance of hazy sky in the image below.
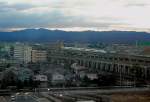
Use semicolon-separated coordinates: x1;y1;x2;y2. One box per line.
0;0;150;31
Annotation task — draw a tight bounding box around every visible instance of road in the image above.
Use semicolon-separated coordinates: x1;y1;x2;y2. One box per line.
50;87;150;95
3;87;150;102
14;95;38;102
39;87;150;102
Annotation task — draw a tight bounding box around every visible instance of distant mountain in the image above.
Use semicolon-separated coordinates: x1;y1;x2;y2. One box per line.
0;29;150;44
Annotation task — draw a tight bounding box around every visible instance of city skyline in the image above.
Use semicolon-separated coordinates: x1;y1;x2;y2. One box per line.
0;0;150;32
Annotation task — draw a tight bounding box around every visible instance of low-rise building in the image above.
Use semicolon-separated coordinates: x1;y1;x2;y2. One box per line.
33;75;48;88
86;73;98;80
31;50;47;63
71;63;87;74
51;73;65;85
48;46;150;83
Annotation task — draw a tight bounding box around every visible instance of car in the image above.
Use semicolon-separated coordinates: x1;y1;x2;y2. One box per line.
76;100;95;102
11;97;15;101
11;95;15;98
24;92;29;95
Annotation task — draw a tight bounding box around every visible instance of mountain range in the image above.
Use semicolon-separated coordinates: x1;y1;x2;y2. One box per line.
0;28;150;44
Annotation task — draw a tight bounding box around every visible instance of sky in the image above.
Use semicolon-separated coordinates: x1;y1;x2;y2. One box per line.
0;0;150;32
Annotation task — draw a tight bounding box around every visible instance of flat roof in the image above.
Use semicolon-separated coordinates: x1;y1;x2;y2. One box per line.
63;47;107;53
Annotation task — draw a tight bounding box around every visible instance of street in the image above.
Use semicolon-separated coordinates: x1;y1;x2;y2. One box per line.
14;95;38;102
0;87;148;102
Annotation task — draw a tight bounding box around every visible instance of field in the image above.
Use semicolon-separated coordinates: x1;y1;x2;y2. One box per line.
111;91;150;102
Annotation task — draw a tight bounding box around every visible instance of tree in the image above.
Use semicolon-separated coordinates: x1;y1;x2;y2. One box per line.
16;80;23;89
1;70;17;88
130;64;144;86
97;74;117;86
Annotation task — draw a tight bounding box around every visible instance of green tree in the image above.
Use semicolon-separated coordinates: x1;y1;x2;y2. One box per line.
130;64;143;86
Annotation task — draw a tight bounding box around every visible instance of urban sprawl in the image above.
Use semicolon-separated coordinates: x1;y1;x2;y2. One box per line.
0;42;150;89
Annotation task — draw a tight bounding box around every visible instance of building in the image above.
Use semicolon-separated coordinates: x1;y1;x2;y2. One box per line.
13;43;32;63
31;50;47;63
51;73;65;85
71;63;87;74
48;46;150;83
86;73;98;80
33;75;48;88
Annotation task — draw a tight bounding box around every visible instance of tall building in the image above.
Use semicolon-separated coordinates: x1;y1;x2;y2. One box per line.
31;49;47;63
13;43;32;63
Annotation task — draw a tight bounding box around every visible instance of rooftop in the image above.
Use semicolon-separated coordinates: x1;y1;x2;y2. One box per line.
63;47;107;53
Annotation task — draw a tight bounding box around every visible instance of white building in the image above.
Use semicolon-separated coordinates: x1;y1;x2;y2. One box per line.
86;73;98;80
33;75;48;82
33;75;48;88
71;63;87;74
51;73;65;85
13;43;32;63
